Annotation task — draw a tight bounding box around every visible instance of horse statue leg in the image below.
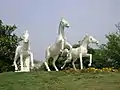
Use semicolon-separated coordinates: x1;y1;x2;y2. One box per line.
20;54;24;71
79;53;83;69
85;54;92;67
61;41;73;69
61;51;72;69
44;61;51;71
61;59;72;70
44;47;51;71
13;52;19;71
65;42;72;49
24;56;30;72
72;58;78;71
29;52;34;69
64;41;72;57
52;55;59;71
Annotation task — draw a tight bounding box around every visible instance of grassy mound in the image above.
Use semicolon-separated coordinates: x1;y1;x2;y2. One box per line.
0;71;120;90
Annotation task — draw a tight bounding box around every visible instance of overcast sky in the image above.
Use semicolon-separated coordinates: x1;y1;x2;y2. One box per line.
0;0;120;61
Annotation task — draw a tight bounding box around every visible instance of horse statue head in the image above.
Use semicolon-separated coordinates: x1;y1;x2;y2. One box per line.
60;17;70;28
58;17;70;39
87;34;99;44
84;33;99;45
23;30;29;43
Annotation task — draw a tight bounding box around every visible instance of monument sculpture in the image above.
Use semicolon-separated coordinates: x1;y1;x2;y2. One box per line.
44;18;71;71
13;30;34;72
61;33;99;71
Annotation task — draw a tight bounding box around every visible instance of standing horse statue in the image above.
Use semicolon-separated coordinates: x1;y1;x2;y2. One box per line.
61;33;99;71
13;30;34;72
44;18;72;71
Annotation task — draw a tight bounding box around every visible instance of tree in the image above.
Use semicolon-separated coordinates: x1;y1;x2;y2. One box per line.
104;32;120;68
92;23;120;69
91;44;108;68
0;20;21;72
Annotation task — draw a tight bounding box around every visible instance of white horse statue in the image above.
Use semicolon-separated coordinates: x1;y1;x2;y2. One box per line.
61;33;99;71
44;18;72;71
13;30;34;72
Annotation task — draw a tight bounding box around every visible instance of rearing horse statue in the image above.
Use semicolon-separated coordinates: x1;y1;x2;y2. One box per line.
13;30;34;72
44;18;72;71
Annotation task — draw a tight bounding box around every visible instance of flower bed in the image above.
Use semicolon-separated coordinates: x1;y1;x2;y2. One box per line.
63;67;118;73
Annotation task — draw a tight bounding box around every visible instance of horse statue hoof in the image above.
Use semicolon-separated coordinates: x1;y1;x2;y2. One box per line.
12;64;14;66
56;69;59;71
88;64;91;67
48;69;51;71
61;67;63;69
15;70;21;72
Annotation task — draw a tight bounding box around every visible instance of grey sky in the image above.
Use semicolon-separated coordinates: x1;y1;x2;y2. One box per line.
0;0;120;61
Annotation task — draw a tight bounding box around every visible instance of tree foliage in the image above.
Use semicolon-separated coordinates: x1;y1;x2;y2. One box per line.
92;23;120;69
0;20;21;72
104;31;120;68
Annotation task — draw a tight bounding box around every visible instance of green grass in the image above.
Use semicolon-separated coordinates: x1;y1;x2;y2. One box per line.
0;71;120;90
